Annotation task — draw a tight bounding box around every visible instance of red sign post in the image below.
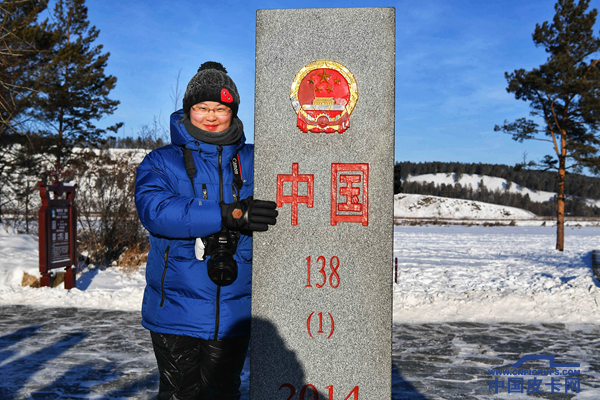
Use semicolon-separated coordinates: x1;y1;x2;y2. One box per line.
37;182;78;289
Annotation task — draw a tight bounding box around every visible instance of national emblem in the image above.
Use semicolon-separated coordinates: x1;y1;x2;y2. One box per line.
290;60;358;133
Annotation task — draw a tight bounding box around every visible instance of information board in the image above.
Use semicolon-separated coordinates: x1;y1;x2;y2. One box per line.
38;182;77;289
50;207;70;264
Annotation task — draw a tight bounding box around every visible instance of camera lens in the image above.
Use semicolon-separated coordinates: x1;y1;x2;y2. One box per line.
207;253;238;286
203;229;240;286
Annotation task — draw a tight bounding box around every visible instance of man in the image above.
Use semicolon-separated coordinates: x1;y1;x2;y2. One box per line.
135;61;277;399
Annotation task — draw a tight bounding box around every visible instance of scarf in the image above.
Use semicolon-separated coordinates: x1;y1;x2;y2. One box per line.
182;115;244;145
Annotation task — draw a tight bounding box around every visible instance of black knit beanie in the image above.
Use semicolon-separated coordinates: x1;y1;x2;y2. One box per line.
182;61;240;117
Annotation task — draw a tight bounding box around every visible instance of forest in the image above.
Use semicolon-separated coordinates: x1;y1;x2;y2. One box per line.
394;162;600;217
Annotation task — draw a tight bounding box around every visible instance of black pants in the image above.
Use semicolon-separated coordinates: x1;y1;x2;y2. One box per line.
150;331;250;400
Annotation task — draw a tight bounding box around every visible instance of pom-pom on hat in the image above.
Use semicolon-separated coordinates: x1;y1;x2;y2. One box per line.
183;61;240;117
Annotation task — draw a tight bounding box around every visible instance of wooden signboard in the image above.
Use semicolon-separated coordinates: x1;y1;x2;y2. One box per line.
38;182;78;289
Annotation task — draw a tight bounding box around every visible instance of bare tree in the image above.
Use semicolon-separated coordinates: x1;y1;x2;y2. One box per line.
74;149;148;265
170;68;183;112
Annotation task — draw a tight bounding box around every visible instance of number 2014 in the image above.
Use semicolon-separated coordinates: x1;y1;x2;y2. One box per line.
305;256;340;288
279;383;359;400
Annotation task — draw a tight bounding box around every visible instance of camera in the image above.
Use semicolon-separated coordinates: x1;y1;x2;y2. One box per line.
203;229;239;286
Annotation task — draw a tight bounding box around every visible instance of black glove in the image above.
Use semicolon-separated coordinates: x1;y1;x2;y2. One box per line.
221;197;278;232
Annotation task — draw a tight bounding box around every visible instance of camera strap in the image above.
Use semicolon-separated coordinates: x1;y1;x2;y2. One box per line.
182;146;242;201
231;153;243;193
183;147;197;197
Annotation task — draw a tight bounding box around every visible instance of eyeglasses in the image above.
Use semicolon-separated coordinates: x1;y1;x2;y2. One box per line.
191;105;231;117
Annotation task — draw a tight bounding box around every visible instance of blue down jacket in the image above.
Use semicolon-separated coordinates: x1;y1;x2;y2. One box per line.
135;109;253;340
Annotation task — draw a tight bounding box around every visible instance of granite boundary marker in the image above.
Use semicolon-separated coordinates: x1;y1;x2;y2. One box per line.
251;8;395;399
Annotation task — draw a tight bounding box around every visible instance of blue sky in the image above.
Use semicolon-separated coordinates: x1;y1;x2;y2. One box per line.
57;0;600;166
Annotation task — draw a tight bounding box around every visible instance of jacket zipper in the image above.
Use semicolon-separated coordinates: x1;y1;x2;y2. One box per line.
214;286;221;340
160;246;170;307
214;145;224;340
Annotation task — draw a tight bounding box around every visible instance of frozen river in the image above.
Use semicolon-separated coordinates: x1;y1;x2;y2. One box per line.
1;306;598;399
1;225;599;398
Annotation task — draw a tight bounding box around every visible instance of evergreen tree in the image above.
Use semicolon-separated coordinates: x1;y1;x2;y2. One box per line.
0;1;53;221
0;0;52;136
29;0;120;179
393;163;402;194
495;0;600;251
454;164;464;182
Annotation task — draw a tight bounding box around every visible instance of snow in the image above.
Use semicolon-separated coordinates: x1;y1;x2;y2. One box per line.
1;220;599;399
395;193;536;220
394;194;600;226
393;225;600;324
81;147;149;165
405;173;600;207
1;222;599;325
0;224;145;311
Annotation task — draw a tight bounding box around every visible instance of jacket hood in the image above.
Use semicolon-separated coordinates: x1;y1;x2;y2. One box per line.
169;109;246;158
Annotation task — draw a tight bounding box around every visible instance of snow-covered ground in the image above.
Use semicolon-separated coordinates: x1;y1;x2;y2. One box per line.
394;225;600;324
1;222;599;399
405;173;600;207
2;223;599;325
0;225;145;312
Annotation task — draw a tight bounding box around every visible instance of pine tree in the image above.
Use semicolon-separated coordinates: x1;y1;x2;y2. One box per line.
495;0;600;251
0;1;54;222
0;0;52;136
30;0;120;179
454;164;464;182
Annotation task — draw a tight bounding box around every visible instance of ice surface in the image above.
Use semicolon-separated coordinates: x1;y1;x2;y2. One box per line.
1;306;597;399
0;223;599;398
0;306;159;400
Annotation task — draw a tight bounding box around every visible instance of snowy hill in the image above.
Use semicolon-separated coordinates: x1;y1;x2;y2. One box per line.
395;194;536;220
405;173;600;207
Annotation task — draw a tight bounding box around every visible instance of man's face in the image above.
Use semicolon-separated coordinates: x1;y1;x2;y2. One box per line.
189;101;232;132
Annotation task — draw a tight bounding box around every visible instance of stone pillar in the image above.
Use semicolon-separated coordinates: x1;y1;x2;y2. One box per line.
252;8;395;399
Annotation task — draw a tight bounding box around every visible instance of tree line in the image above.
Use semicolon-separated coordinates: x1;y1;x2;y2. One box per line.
103;135;166;150
401;179;600;217
1;0;121;171
395;161;600;199
395;162;600;217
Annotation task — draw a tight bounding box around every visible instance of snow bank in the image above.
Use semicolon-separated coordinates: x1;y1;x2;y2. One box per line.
0;224;145;311
394;193;536;220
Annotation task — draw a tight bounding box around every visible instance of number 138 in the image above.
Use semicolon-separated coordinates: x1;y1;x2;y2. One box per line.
305;256;340;288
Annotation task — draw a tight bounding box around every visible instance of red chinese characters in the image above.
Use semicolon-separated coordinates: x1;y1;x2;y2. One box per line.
331;163;369;226
277;163;369;226
276;163;314;226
